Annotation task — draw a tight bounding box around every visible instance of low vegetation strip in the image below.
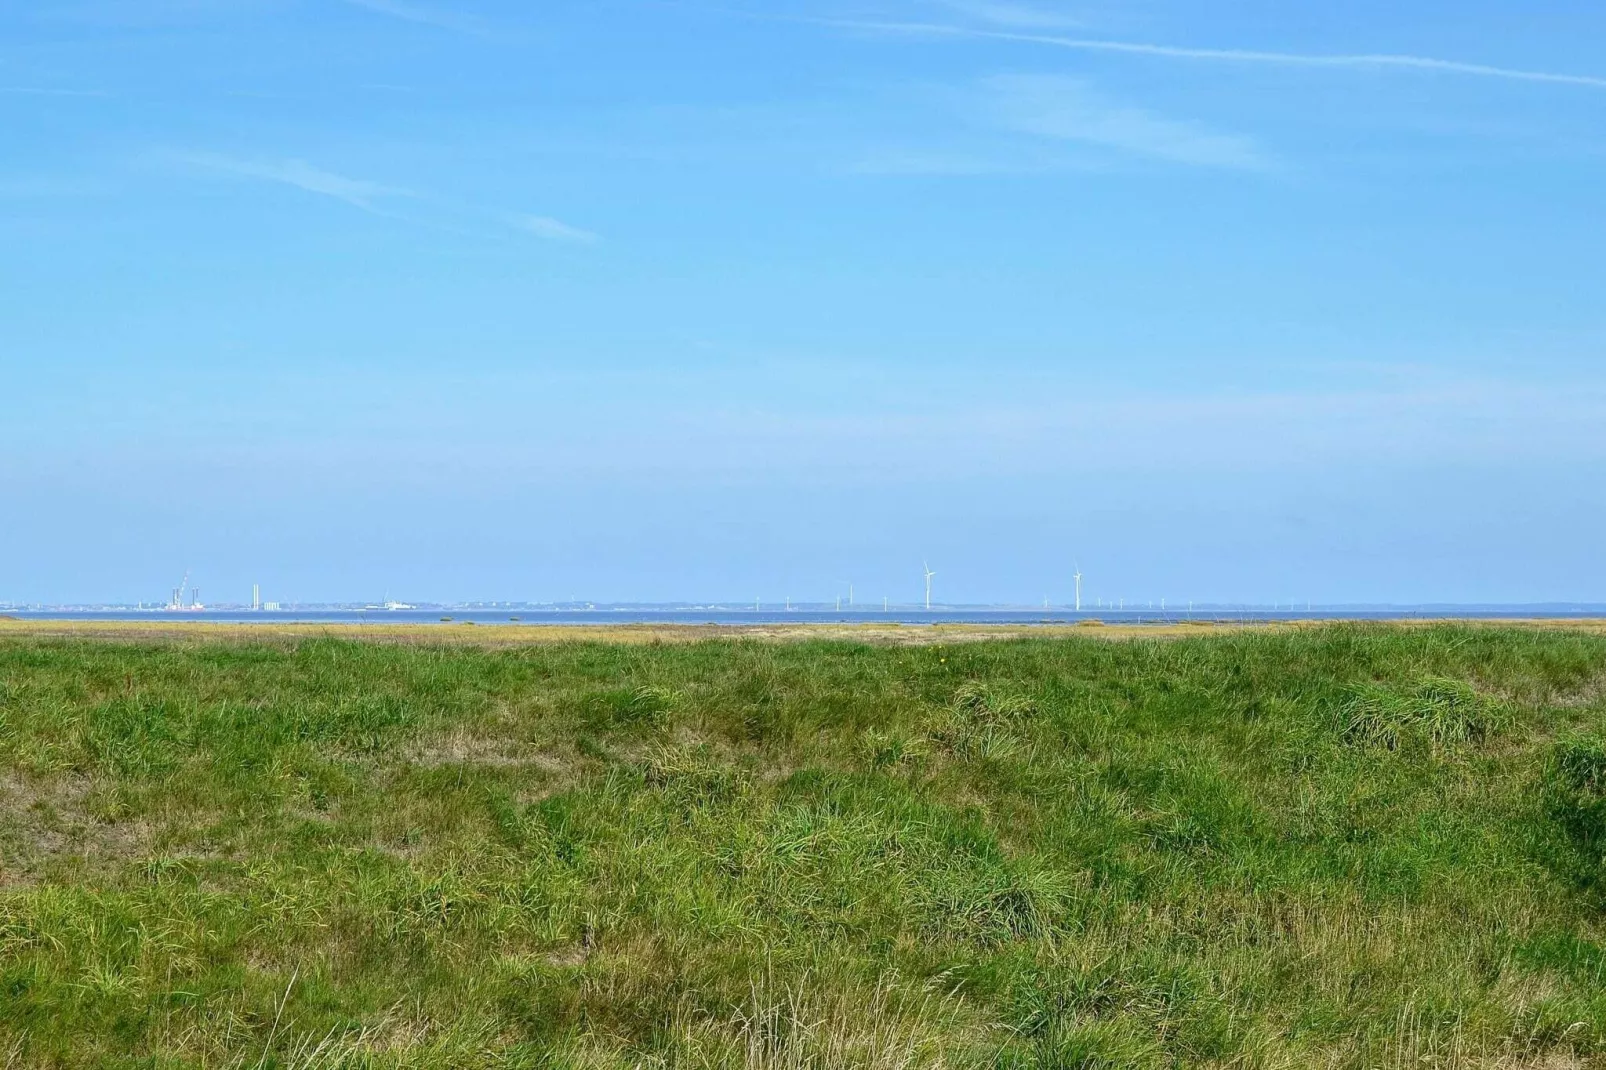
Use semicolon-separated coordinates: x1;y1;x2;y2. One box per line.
5;617;1606;648
2;625;1606;1068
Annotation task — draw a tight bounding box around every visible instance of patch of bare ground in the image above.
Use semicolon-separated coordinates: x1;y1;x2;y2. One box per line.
0;773;151;885
1486;1055;1589;1069
402;729;567;772
1548;673;1606;711
544;944;592;968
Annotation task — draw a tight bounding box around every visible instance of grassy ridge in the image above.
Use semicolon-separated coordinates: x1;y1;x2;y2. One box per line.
2;626;1605;1067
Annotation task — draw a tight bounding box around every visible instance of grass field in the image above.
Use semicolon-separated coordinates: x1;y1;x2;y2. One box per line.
3;624;1606;1068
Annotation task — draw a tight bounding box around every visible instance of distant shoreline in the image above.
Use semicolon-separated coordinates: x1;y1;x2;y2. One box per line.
4;617;1606;645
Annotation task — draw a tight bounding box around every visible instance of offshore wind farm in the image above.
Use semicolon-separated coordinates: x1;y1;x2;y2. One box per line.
7;580;1604;625
5;562;1603;624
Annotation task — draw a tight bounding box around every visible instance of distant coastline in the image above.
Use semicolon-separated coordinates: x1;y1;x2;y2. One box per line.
5;616;1606;647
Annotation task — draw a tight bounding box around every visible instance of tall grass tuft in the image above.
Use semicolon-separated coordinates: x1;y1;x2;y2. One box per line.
1339;676;1509;752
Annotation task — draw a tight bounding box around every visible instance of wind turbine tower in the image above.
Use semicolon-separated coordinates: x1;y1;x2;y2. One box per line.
923;562;936;612
1074;565;1083;613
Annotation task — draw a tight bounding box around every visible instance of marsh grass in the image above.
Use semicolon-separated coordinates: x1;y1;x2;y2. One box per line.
1339;677;1511;752
2;626;1606;1067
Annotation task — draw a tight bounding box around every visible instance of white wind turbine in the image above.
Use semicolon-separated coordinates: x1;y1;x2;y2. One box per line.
923;561;937;612
1074;564;1083;613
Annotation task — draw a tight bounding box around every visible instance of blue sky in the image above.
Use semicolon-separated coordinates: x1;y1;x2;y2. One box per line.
3;0;1604;606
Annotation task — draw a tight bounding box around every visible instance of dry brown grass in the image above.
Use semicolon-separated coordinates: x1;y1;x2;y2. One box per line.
0;773;153;886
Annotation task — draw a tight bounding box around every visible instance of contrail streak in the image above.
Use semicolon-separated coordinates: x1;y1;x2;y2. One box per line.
823;18;1606;90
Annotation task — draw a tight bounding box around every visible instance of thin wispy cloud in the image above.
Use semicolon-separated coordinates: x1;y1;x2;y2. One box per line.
178;153;410;212
512;215;601;244
681;374;1606;477
977;74;1267;168
1;87;110;97
822;18;1606;90
175;152;599;243
846;149;1032;176
926;0;1083;30
340;0;483;34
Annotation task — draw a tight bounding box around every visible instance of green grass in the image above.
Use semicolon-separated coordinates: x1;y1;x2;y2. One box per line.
3;625;1606;1068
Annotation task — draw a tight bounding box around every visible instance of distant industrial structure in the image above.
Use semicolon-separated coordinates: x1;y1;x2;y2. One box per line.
166;572;203;611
